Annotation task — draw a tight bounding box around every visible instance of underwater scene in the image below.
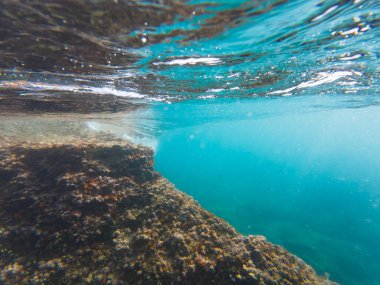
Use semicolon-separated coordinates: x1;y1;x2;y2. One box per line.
0;0;379;284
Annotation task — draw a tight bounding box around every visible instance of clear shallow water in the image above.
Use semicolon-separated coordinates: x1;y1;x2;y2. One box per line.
150;95;380;285
1;0;380;284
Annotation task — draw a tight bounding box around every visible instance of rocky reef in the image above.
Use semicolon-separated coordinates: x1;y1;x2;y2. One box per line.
0;140;336;285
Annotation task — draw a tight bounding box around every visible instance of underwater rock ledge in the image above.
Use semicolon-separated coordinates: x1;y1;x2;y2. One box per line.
0;141;336;285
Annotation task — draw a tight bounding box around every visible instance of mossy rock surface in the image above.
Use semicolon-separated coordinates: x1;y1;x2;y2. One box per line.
0;141;336;285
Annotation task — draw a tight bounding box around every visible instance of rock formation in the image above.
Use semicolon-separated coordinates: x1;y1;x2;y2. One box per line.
0;139;336;285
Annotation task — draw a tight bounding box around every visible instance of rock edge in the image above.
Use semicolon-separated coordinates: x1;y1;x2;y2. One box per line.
0;141;336;285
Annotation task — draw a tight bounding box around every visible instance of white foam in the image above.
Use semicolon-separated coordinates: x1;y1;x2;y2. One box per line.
0;80;145;98
207;88;224;93
311;5;338;22
153;57;222;66
269;71;355;95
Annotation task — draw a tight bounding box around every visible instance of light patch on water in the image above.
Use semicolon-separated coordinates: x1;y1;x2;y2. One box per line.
86;87;144;98
0;80;145;98
311;5;338;22
198;94;216;99
227;73;240;78
207;88;224;93
269;71;356;95
360;25;371;32
153;57;222;66
339;54;362;61
340;27;359;36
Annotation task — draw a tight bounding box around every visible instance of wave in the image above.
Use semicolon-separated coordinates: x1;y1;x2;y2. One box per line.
0;0;379;105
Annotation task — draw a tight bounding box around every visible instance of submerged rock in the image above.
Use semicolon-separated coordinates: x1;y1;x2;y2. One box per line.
0;140;336;285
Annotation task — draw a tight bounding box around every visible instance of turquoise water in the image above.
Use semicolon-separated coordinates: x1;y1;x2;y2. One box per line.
1;0;380;284
151;95;380;285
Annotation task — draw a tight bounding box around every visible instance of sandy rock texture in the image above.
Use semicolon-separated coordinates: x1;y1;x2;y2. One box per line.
0;141;336;285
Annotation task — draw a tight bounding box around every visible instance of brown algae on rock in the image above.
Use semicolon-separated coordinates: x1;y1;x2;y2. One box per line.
0;135;337;285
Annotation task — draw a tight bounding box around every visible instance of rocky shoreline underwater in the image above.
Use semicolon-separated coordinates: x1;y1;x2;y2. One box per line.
0;125;336;285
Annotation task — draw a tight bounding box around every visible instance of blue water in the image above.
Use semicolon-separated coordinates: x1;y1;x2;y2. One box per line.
152;95;380;285
1;0;380;284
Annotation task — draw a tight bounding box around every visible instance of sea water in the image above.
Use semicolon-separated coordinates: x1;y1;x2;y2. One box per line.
1;0;380;284
151;95;380;285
